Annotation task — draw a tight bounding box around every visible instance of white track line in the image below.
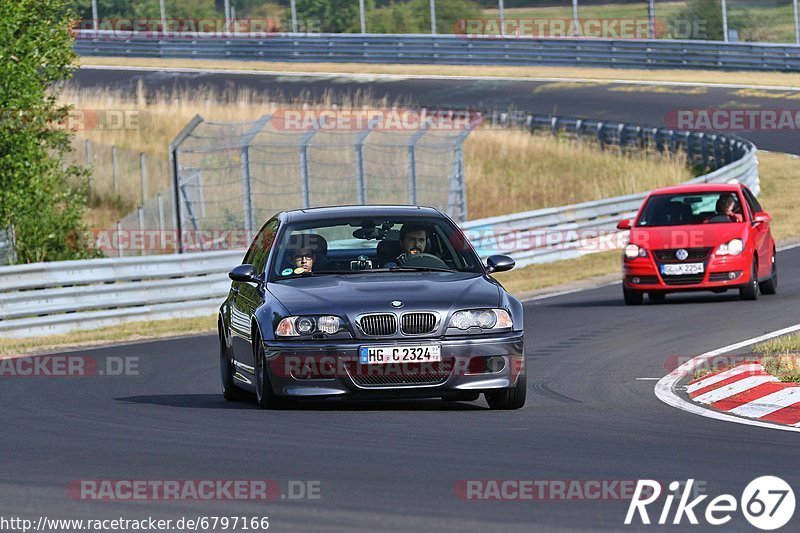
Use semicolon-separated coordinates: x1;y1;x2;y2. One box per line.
693;375;778;404
79;65;800;92
729;388;800;418
686;364;763;394
655;323;800;433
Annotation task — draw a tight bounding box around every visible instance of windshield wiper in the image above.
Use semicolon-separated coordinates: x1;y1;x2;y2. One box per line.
388;265;455;273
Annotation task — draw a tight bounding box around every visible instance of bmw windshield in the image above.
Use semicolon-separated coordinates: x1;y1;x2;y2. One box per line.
268;217;484;280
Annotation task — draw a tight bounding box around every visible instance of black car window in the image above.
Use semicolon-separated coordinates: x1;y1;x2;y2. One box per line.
244;218;280;274
742;187;762;215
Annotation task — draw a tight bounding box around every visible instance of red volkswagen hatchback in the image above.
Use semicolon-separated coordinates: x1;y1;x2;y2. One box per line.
618;183;777;305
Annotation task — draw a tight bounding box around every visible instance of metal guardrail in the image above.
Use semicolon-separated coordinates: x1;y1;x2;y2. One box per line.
463;113;759;268
0;114;758;339
74;32;800;71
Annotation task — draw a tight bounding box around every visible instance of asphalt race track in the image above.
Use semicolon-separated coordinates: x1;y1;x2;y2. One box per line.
4;66;796;531
2;246;799;531
72;67;800;154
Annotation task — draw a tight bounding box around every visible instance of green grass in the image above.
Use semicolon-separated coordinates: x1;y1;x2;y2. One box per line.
752;332;800;383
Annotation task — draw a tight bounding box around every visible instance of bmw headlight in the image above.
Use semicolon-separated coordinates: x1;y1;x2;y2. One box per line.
449;309;513;330
624;244;647;259
276;316;343;337
716;238;744;256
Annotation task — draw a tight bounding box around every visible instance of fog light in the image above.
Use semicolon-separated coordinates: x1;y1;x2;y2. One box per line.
486;356;505;373
632;277;641;284
729;272;737;280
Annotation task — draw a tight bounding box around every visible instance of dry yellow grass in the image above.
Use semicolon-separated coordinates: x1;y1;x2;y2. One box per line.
464;129;691;219
755;151;800;243
0;315;216;357
79;57;800;89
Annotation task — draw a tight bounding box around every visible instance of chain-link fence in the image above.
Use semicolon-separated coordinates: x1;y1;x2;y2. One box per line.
169;110;479;252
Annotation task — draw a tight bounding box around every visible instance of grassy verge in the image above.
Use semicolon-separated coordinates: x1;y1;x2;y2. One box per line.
0;315;216;358
754;333;800;383
78;57;800;89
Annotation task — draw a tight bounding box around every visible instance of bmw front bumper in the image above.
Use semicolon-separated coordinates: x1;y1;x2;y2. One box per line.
260;332;525;399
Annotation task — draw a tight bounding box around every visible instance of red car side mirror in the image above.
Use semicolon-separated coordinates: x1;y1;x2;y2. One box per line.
616;219;632;230
753;212;772;224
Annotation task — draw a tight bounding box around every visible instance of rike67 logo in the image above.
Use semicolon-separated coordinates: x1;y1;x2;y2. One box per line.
625;477;795;530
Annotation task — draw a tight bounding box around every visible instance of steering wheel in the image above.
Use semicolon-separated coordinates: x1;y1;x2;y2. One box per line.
396;252;449;269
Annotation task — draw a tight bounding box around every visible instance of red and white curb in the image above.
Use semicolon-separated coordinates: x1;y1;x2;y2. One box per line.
687;363;800;427
655;323;800;433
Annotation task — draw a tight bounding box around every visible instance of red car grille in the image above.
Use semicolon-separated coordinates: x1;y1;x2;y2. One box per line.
654;248;712;262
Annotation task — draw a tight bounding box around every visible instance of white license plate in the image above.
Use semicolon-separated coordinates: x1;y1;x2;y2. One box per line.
661;263;705;276
359;345;441;364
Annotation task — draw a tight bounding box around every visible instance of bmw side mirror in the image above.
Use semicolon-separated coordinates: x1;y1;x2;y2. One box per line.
487;255;515;273
229;264;261;283
617;219;632;230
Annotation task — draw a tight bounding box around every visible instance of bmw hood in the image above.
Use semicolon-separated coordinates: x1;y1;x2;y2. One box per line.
267;272;502;319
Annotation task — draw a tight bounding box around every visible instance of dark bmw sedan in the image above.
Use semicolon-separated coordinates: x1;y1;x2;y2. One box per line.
218;205;525;409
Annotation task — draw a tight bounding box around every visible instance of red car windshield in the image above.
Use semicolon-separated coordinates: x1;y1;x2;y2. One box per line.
637;192;745;227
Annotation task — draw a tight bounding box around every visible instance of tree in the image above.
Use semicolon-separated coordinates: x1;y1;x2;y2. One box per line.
669;0;724;41
0;0;97;263
295;0;361;33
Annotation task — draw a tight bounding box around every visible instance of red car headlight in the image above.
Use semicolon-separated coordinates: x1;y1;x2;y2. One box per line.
716;239;744;256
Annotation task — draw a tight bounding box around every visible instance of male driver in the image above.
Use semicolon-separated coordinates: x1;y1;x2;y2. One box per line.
399;223;428;255
707;193;744;223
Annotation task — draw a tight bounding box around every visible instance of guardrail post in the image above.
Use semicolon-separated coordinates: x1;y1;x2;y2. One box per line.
85;140;93;194
430;0;437;35
157;193;165;253
597;122;605;150
112;145;119;194
139;152;147;203
116;221;123;258
137;207;145;256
